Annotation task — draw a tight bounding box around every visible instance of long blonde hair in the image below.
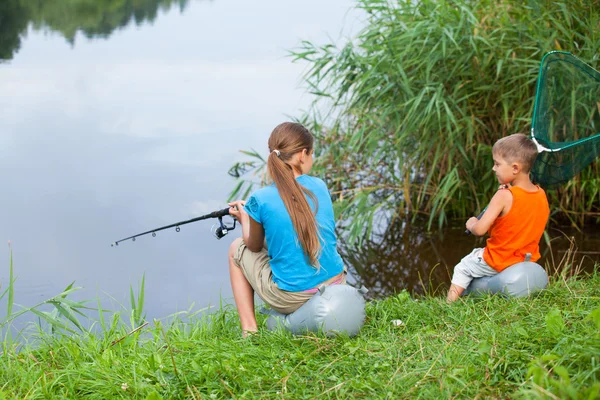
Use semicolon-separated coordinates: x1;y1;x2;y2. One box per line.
267;122;321;267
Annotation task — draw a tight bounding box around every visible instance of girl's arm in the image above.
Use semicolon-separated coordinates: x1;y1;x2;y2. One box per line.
245;217;265;252
228;200;265;252
466;189;513;236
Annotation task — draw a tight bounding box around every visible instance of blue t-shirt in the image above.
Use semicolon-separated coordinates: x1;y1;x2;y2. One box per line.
244;175;344;291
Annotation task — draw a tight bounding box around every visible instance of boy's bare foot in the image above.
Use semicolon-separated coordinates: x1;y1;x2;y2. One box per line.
242;329;258;338
447;283;465;303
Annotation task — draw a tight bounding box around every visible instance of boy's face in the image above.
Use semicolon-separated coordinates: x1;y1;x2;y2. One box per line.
492;153;518;184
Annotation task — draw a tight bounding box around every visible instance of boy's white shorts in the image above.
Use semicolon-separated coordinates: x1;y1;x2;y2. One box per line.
451;248;498;289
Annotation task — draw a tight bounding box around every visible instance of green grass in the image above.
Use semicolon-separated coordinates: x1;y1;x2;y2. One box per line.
1;264;599;398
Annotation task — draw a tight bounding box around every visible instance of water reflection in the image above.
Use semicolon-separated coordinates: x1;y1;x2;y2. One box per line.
0;0;365;325
0;0;191;61
341;218;600;299
341;218;456;298
0;1;29;60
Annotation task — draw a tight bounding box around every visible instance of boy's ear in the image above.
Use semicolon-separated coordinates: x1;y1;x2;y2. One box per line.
512;162;522;174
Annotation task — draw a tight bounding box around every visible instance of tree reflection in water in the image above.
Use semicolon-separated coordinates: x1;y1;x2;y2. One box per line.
0;0;191;61
340;217;466;299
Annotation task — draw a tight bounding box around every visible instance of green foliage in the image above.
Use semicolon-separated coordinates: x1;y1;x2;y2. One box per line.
1;281;92;336
227;149;268;202
130;273;146;328
230;0;600;242
545;307;565;335
0;271;598;398
1;248;93;339
1;247;599;398
5;243;14;319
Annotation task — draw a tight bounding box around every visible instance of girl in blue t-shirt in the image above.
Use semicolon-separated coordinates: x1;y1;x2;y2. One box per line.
228;122;346;336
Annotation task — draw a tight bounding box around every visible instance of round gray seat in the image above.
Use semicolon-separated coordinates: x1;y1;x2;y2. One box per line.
464;260;548;298
261;284;368;337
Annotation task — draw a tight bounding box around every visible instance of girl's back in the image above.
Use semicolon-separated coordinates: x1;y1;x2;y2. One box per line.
245;175;344;291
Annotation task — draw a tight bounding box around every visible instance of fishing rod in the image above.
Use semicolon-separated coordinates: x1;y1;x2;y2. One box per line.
111;207;236;246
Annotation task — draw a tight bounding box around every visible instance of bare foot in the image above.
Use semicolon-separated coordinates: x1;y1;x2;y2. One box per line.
242;329;258;338
447;283;465;303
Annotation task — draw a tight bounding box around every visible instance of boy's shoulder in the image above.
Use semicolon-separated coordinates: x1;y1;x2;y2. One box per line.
510;185;548;201
508;186;550;219
489;186;513;208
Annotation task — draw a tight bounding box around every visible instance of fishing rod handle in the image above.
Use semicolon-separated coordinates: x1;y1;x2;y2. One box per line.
210;207;232;218
465;209;486;235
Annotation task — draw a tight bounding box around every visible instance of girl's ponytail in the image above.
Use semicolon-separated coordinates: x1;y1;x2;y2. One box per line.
267;123;321;268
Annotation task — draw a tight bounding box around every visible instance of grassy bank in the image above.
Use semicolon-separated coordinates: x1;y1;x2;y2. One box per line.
1;269;599;399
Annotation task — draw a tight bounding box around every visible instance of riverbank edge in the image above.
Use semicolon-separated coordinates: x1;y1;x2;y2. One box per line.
1;269;599;399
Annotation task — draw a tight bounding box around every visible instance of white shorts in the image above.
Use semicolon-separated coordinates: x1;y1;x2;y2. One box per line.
451;248;498;289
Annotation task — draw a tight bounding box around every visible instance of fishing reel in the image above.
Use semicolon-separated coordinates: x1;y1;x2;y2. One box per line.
211;216;237;239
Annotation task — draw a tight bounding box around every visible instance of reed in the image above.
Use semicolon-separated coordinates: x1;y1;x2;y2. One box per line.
229;0;600;244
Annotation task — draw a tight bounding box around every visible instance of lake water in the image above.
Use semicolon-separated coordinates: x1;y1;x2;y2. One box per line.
0;0;598;327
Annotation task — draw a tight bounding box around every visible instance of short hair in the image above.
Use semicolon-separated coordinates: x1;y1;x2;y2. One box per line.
492;133;538;172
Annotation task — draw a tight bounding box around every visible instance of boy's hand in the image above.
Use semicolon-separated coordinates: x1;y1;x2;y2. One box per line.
468;189;513;236
466;217;479;232
498;183;510;190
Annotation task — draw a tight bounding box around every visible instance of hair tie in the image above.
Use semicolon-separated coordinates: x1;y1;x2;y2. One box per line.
271;149;281;157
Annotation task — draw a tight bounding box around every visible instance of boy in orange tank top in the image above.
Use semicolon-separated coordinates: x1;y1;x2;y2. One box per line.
447;133;550;302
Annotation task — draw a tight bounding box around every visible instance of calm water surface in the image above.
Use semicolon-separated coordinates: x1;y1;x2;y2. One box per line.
0;0;598;326
0;0;365;322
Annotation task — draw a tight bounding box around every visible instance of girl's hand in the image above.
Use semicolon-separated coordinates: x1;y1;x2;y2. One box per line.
228;200;249;225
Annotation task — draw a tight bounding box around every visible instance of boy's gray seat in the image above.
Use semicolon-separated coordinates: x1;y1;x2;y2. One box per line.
261;284;368;337
465;254;548;298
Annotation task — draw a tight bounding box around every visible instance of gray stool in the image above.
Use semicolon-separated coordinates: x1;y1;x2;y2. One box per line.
465;254;548;298
261;284;368;337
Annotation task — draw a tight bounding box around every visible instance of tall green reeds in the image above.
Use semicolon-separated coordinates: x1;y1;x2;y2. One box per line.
230;0;599;242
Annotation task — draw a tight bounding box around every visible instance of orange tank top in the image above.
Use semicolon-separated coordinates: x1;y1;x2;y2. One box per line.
483;186;549;272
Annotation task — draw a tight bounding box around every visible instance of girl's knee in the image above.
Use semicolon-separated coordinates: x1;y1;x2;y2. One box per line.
229;237;243;262
229;237;242;253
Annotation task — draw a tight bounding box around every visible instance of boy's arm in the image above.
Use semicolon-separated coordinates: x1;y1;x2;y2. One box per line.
466;189;512;236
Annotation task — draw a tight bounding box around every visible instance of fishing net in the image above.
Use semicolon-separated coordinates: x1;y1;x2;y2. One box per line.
531;51;600;187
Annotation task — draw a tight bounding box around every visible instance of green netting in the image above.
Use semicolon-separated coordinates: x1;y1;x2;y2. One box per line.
531;51;600;187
